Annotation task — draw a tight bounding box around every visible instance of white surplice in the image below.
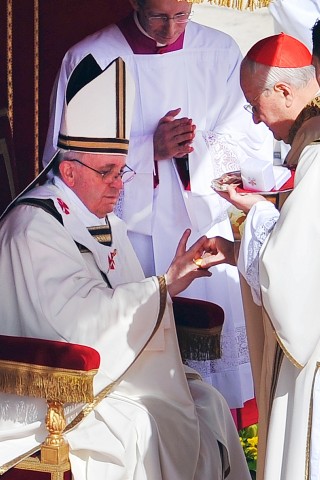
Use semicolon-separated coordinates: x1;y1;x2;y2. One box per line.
42;16;274;408
0;180;251;480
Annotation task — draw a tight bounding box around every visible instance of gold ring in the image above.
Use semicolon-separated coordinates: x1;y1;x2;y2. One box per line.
193;258;203;268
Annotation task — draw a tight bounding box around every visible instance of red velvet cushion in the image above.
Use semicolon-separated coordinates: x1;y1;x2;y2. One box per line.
0;335;100;371
173;297;224;329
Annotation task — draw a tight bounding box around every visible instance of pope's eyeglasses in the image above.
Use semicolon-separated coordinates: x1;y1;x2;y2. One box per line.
69;159;136;184
145;11;193;26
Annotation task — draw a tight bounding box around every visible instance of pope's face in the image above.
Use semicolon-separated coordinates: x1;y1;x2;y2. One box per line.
135;0;192;45
64;153;126;218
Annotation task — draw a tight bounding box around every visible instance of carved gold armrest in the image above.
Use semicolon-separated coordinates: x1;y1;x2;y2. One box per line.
0;335;100;467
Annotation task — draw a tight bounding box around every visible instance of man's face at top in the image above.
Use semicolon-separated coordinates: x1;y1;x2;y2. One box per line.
133;0;192;45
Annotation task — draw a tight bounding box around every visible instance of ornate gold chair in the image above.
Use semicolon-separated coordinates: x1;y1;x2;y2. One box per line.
0;335;100;479
0;300;223;479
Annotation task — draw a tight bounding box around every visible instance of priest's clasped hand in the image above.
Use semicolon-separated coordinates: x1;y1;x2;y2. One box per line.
153;108;196;161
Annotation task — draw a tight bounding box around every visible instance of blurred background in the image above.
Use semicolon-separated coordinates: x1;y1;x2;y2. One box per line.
192;4;274;53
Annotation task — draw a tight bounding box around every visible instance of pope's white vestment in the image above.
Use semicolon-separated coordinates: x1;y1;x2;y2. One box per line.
43;14;274;408
238;115;320;479
0;180;251;480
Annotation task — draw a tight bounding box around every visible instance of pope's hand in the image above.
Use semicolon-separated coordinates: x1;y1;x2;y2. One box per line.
154;108;196;161
165;229;212;297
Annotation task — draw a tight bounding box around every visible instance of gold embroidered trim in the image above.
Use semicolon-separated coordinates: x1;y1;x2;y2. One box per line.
0;359;98;403
90;233;112;244
273;329;303;368
34;0;39;176
1;452;71;476
185;371;202;381
157;275;167;325
58;136;129;153
304;363;320;479
268;343;284;421
263;307;304;369
87;223;112;246
7;0;13;130
182;0;271;10
64;381;116;433
77;244;90;253
0;447;40;474
116;57;125;140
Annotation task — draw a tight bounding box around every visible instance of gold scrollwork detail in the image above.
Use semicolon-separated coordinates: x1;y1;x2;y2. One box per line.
7;0;13;130
34;0;39;176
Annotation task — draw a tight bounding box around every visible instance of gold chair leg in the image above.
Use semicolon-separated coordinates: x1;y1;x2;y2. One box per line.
41;400;69;465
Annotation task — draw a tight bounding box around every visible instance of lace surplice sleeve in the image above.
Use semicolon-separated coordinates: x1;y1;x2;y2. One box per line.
238;202;280;305
204;131;242;179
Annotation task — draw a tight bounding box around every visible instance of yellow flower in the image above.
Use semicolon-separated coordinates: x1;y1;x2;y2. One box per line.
239;423;258;472
247;436;258;448
245;446;258;460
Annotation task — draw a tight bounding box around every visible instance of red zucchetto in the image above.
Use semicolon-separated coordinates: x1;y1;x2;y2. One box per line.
246;32;312;67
